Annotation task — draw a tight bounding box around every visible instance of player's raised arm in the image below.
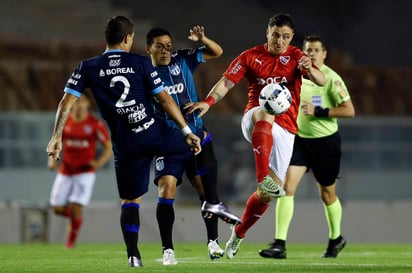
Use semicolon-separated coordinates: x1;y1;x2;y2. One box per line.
187;25;223;61
185;76;235;117
298;55;326;86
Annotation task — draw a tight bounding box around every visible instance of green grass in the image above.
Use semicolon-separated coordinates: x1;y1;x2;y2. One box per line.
0;243;411;273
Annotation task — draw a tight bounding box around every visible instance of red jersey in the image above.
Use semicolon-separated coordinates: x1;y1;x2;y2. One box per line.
60;113;110;175
223;44;307;134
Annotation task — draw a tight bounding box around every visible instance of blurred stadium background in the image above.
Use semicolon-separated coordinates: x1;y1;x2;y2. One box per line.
1;0;411;245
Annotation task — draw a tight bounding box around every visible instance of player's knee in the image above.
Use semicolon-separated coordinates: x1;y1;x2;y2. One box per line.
320;191;336;205
157;180;177;198
52;206;63;215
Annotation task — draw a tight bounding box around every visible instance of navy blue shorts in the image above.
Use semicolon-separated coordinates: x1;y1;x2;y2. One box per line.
153;153;193;186
114;124;192;200
153;131;216;186
289;132;341;186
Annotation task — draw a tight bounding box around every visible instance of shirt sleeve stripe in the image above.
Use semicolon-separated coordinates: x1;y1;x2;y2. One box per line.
197;48;205;63
64;87;82;97
152;85;165;95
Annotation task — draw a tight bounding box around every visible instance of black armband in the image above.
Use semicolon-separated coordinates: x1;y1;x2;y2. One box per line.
314;106;329;117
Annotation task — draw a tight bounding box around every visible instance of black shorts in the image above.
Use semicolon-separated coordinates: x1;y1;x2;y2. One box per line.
289;132;341;186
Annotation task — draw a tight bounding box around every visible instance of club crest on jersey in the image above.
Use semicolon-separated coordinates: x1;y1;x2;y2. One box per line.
280;56;290;65
155;157;165;171
83;125;93;135
168;64;181;76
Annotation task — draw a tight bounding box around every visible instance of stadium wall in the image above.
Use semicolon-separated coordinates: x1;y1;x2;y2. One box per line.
0;200;411;244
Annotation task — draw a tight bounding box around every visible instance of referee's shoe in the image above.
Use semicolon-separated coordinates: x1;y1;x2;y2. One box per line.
259;239;287;259
322;236;347;258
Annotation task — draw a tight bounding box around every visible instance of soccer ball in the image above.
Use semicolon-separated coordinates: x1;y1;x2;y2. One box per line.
258;83;292;115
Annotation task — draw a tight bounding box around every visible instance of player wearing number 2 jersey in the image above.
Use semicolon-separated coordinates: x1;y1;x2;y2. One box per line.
187;13;326;259
46;16;201;267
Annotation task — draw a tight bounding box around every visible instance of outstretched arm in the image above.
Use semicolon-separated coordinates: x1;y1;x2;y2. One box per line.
156;90;202;155
298;55;326;86
188;25;223;61
47;92;78;160
185;76;235;117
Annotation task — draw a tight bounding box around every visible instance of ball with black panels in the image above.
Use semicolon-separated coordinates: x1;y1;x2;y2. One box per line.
258;83;292;115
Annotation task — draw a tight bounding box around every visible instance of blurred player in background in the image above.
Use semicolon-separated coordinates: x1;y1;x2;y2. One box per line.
48;93;112;249
47;16;201;267
146;26;241;265
259;35;355;259
187;13;326;259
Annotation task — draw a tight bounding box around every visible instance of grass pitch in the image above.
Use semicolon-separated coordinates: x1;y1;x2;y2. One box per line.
0;243;411;273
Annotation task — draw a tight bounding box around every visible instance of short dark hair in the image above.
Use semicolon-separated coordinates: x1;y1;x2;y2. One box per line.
268;13;295;31
303;35;327;50
146;27;172;46
105;16;134;45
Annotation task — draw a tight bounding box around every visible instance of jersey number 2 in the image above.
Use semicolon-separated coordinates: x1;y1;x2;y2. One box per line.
111;75;136;107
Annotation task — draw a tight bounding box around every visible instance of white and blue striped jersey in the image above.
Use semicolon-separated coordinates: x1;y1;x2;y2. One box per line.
153;48;206;138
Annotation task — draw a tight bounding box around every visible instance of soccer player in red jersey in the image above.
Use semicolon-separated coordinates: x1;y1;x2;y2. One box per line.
187;13;326;258
259;35;354;259
48;94;112;248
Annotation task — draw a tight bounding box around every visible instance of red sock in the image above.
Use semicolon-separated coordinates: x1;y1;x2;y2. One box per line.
251;121;273;182
235;192;269;238
66;217;82;248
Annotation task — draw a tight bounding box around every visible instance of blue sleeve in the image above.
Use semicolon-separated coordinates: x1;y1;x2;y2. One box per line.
63;62;86;97
197;46;206;63
176;48;202;72
143;58;164;95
